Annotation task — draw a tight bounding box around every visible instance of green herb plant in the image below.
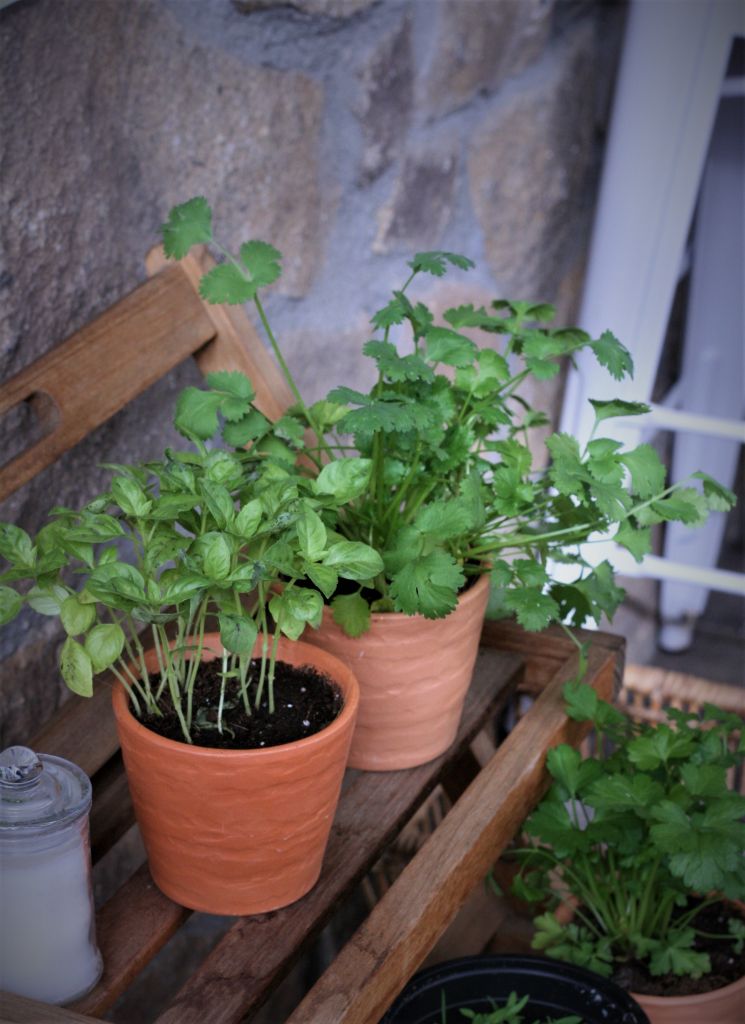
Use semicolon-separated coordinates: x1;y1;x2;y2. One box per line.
511;681;745;981
0;411;382;744
160;197;735;664
437;989;581;1024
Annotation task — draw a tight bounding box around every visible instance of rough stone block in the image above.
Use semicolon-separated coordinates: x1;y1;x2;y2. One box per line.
425;0;554;117
355;15;413;183
468;22;599;303
374;150;457;252
234;0;376;15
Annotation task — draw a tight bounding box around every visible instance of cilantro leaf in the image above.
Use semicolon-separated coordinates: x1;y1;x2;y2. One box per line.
503;586;559;631
162;197;213;259
238;240;282;288
620;443;666;498
174;387;223;441
199;263;255;304
694;471;737;511
589;398;651;423
614;519;652;562
389;551;465;618
590;330;634;380
414;498;475;541
424;326;478;367
408;251;475;276
331;592;371;637
371;296;408;328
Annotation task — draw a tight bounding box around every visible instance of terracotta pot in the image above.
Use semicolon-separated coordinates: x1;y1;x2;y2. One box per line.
560;901;745;1024
303;573;490;771
112;633;358;915
631;972;745;1024
632;958;745;1024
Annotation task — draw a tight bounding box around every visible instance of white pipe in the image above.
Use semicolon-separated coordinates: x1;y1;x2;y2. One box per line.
612;551;745;596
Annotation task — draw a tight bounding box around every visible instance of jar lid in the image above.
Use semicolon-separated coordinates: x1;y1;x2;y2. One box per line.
0;745;92;833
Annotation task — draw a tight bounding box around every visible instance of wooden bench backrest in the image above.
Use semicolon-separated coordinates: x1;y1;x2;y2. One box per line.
0;246;292;502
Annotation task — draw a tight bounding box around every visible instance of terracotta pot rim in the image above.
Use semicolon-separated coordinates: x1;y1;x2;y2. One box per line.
320;571;490;626
112;634;359;760
631;967;745;1007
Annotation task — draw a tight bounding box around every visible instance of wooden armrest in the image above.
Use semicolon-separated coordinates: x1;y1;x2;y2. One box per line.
285;637;620;1024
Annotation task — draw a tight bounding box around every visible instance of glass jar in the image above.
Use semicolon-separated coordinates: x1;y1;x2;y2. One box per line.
0;745;103;1004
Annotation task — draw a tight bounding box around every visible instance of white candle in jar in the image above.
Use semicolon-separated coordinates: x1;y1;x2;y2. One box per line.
0;746;102;1005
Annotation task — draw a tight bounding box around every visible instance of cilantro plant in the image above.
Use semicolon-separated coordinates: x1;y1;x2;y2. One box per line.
512;682;745;981
160;198;735;653
0;403;382;744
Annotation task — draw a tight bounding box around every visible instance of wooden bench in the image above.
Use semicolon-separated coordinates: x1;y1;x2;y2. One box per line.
0;251;624;1024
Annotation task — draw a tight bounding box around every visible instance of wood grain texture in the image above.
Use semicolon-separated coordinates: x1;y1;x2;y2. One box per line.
0;991;100;1023
71;864;190;1018
29;677;117;780
152;649;522;1024
285;640;621;1024
0;267;215;501
482;619;624;695
145;246;295;422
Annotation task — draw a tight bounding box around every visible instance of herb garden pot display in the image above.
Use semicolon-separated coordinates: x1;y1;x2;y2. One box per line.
510;682;745;1024
112;633;358;914
303;573;489;770
163;198;735;760
379;954;650;1023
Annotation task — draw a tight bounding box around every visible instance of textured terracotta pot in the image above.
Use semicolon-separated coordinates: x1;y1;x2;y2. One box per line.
631;971;745;1024
112;633;358;915
303;573;490;771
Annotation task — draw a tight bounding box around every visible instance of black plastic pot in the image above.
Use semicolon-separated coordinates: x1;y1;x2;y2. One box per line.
380;954;650;1024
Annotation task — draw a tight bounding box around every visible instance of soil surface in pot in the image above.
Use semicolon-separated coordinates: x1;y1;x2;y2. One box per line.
293;562;483;606
612;900;745;997
139;658;343;750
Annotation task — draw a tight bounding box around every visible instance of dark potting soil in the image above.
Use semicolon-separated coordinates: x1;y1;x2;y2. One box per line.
139;658;343;750
612;900;745;997
296;561;482;605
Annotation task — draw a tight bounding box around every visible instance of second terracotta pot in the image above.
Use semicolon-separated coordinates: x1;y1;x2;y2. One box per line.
632;963;745;1024
303;574;490;771
112;634;359;915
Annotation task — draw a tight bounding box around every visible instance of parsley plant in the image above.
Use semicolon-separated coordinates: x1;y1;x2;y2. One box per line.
512;683;745;980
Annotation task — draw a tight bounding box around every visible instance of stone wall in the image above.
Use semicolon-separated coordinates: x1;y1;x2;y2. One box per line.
0;0;625;744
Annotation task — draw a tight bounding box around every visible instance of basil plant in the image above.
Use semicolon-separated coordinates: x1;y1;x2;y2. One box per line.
0;422;382;744
161;198;735;667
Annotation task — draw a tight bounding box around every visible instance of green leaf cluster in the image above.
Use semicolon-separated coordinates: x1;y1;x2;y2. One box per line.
512;685;745;982
0;418;380;742
158;197;735;645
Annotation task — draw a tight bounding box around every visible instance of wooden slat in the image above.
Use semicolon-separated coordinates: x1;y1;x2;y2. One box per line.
71;864;190;1018
0;267;216;500
285;640;620;1024
150;649;522;1024
482;619;624;694
89;753;134;863
29;677;117;780
0;991;100;1023
145;246;295;422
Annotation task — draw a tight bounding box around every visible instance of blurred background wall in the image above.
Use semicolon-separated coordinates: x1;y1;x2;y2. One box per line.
0;0;626;744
